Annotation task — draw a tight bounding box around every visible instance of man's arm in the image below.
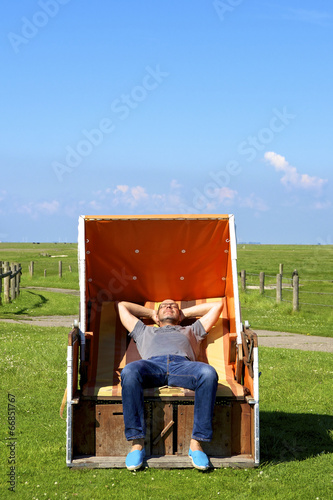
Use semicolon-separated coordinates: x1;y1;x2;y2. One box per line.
116;301;158;332
182;301;223;332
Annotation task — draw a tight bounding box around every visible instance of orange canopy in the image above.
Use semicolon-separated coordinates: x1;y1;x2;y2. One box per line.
82;215;234;304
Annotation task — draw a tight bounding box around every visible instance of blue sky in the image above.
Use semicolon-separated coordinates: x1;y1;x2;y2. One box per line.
1;0;332;244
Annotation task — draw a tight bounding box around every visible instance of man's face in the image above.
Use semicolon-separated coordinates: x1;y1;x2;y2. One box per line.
157;300;180;325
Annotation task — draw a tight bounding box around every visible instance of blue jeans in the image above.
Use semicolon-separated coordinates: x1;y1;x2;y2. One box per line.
120;355;218;442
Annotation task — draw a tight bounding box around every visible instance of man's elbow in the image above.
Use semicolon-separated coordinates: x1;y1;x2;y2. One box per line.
213;302;223;315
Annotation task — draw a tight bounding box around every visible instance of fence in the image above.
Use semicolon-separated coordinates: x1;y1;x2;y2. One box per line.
0;261;22;305
239;267;333;311
28;260;71;278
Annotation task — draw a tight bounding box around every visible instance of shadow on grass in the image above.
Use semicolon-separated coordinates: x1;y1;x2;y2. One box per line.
11;290;49;315
260;411;333;463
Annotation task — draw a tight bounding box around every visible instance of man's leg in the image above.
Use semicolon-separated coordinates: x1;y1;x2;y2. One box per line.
121;358;168;470
168;356;218;469
121;358;168;443
168;356;218;441
191;363;218;443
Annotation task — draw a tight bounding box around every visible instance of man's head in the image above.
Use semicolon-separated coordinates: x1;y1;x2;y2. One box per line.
157;299;181;326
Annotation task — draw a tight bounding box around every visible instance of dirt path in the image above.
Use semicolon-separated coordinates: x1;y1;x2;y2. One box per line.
256;329;333;353
0;315;78;328
22;286;79;295
2;287;332;352
1;316;332;352
0;286;79;328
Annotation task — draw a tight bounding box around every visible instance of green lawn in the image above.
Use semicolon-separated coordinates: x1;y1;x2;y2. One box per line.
1;323;332;499
237;244;333;280
0;289;79;319
0;242;79;290
237;244;333;338
2;243;333;337
239;290;333;337
1;243;332;498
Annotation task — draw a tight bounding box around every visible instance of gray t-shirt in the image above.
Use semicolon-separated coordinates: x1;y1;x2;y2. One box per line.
130;319;207;361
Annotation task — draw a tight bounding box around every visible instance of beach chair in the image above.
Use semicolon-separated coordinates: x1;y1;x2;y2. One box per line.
65;214;260;468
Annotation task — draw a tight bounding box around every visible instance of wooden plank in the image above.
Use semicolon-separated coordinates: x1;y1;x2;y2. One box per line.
231;401;251;456
95;404;132;456
151;402;174;455
177;403;231;457
206;404;231;456
69;454;256;469
73;401;96;456
95;403;151;456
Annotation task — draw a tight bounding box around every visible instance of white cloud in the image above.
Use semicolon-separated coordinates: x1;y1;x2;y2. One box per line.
240;194;269;212
264;151;328;192
113;185;129;195
89;200;102;210
36;200;60;214
170;179;181;190
112;184;148;207
217;187;237;202
197;187;237;208
131;186;148;201
16;200;60;217
313;200;331;210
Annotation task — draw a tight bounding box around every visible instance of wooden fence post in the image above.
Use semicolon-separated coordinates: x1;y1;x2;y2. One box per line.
15;264;18;299
259;271;265;294
276;273;282;303
59;260;62;278
293;274;299;311
16;263;20;297
0;261;2;305
4;262;10;303
11;264;16;300
241;270;246;291
0;262;22;306
279;263;283;276
30;261;34;277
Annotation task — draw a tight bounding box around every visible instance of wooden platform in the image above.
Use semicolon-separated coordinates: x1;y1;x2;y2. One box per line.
69;454;256;469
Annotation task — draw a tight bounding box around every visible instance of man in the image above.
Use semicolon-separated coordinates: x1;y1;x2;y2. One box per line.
117;299;223;471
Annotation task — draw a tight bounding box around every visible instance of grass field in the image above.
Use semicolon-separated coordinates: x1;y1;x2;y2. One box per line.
237;245;333;337
1;322;332;499
1;243;332;337
0;243;79;290
0;243;332;498
0;290;79;319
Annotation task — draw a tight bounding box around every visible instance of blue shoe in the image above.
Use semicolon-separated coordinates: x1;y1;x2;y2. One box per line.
125;449;145;470
188;448;209;470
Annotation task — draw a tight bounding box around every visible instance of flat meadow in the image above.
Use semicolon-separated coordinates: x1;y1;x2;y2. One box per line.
237;244;333;337
1;242;332;337
0;243;332;498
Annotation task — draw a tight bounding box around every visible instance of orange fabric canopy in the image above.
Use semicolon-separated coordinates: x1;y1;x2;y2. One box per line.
83;215;232;303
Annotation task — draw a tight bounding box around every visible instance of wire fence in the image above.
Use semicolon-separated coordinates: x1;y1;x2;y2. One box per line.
239;270;333;310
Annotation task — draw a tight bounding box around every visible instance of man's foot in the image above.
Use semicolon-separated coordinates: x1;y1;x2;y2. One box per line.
188;439;209;470
190;438;204;452
188;448;209;470
125;439;145;471
125;448;145;470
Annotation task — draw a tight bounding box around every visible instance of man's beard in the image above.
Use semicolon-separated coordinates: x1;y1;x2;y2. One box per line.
159;315;179;325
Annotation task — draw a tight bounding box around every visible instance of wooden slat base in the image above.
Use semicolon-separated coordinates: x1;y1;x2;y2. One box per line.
69;454;256;469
